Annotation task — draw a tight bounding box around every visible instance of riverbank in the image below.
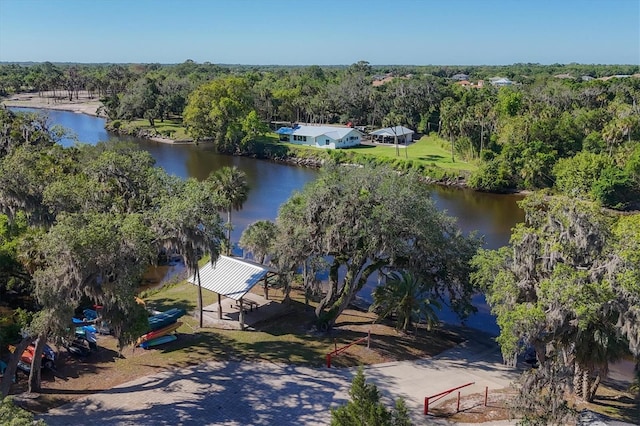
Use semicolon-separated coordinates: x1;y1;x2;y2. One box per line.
4;97;471;186
1;90;104;117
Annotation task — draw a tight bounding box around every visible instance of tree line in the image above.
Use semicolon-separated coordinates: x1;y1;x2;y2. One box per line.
2;60;638;209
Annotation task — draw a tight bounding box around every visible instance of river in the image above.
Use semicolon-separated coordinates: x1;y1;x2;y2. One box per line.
10;107;525;334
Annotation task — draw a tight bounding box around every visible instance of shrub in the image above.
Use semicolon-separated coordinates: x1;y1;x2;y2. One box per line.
591;166;636;209
330;367;411;426
553;152;612;198
0;397;46;425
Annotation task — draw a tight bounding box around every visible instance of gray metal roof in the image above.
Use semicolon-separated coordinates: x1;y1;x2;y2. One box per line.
291;125;362;139
188;255;270;301
370;126;414;137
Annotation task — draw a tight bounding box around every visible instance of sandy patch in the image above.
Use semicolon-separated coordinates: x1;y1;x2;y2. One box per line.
2;90;104;117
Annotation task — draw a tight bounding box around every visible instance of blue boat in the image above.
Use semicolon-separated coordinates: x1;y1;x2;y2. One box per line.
140;334;177;349
148;308;186;331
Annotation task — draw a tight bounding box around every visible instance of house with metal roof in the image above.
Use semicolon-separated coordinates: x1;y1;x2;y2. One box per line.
369;126;415;144
275;124;362;149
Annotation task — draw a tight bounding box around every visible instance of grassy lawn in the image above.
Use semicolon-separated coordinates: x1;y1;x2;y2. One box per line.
138;281;462;369
277;133;477;174
115;118;191;141
352;134;478;172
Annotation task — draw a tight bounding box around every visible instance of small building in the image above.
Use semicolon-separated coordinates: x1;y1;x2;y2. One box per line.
372;73;395;86
275;124;362;149
451;73;470;81
490;77;513;87
369;126;415;144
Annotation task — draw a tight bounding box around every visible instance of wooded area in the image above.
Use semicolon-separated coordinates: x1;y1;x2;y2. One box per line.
1;61;639;422
1;61;638;209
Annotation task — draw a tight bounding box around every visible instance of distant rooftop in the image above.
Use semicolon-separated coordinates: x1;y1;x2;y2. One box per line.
370;126;414;137
276;124;361;139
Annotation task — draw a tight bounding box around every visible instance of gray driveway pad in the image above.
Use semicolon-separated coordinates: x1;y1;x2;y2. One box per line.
40;339;520;425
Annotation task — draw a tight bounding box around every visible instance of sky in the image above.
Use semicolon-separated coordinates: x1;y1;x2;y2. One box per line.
0;0;638;65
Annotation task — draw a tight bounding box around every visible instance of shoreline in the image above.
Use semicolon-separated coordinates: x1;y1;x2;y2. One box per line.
1;95;530;194
2;91;104;117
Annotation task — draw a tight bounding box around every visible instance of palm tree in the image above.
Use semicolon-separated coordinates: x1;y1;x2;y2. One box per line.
239;220;276;264
370;270;441;332
571;316;629;402
207;166;249;255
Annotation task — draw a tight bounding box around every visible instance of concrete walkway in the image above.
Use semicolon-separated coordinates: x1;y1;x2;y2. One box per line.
40;337;520;425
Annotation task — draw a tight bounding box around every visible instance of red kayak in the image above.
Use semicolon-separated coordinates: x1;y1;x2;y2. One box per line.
136;321;182;346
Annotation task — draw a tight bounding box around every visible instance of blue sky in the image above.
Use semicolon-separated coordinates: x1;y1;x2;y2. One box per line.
0;0;638;65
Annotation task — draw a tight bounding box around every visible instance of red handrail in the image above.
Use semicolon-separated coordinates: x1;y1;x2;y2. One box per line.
424;382;474;415
326;330;370;368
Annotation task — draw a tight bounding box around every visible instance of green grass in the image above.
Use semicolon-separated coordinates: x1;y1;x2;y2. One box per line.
138;282;368;367
110;117;475;175
113;118;191;141
138;281;462;368
352;134;478;172
274;133;477;176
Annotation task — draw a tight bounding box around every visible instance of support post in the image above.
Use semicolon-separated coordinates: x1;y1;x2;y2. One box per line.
367;330;370;349
424;397;429;415
239;298;245;331
484;386;488;406
456;391;460;412
263;275;269;300
217;293;222;319
326;354;331;368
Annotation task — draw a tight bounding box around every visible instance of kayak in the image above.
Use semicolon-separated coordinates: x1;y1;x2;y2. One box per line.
148;308;185;330
148;308;185;331
136;321;182;346
9;343;56;370
140;334;177;349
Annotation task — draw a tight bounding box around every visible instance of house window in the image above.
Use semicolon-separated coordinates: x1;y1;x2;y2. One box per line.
325;140;330;145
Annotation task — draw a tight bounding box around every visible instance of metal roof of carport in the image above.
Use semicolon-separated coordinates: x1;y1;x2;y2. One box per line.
187;255;274;301
370;126;415;137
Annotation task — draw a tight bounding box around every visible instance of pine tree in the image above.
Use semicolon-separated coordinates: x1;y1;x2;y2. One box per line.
331;367;413;426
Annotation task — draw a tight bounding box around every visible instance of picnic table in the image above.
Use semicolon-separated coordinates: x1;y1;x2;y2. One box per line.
232;299;259;312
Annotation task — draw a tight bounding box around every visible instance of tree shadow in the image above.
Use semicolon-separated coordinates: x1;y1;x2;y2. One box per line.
419;154;446;161
40;360;352;426
589;394;639;424
345;144;376;150
145;296;195;313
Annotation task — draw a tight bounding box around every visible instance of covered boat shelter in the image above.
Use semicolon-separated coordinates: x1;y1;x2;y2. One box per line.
369;126;415;145
188;255;278;330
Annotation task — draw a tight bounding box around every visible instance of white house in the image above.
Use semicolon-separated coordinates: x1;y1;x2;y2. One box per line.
369;126;415;144
489;77;513;87
275;124;362;149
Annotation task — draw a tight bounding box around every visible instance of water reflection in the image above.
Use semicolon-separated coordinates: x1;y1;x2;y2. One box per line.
11;108;526;334
430;186;525;249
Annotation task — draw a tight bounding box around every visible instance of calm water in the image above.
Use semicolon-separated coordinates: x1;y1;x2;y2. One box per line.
11;108;525;333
